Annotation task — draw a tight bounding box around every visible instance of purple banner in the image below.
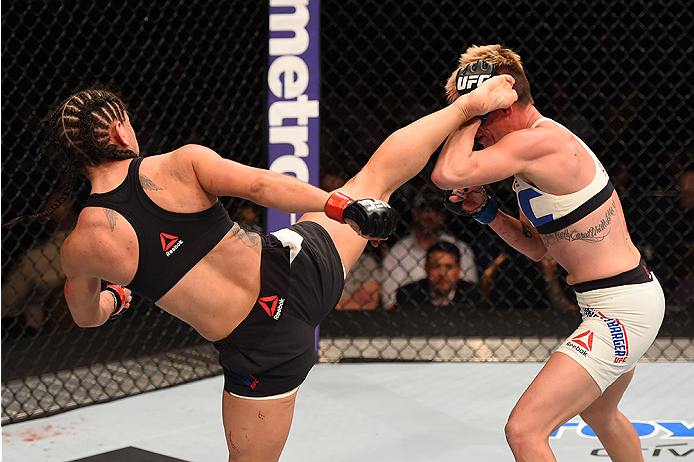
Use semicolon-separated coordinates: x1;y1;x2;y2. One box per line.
267;0;320;232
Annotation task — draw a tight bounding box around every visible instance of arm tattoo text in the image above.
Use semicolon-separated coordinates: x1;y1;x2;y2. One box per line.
542;200;617;245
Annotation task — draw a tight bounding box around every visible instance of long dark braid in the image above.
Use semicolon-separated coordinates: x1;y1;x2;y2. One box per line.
5;88;138;227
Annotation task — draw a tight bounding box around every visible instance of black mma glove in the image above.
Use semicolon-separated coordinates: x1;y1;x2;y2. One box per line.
455;59;497;124
443;188;499;225
325;192;396;239
444;190;466;215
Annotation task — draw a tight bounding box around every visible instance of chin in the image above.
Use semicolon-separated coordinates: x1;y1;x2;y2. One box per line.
480;137;497;148
476;132;490;147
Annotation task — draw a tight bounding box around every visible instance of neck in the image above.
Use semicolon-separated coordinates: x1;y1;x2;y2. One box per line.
85;159;133;194
522;105;543;130
414;229;439;249
429;286;452;306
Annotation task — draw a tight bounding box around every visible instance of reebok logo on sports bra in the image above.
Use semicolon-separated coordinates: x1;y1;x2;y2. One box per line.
160;232;184;257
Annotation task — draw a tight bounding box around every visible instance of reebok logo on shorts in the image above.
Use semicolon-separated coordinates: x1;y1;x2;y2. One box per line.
258;295;285;320
566;330;593;357
160;232;183;257
572;331;594;351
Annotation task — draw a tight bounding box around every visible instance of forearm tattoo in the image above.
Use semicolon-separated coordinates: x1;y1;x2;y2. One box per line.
139;174;163;191
522;223;533;239
542;199;617;245
230;222;260;248
104;209;118;231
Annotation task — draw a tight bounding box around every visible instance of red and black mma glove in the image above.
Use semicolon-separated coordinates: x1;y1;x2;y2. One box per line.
443;186;499;225
455;59;497;124
324;192;396;239
103;284;128;320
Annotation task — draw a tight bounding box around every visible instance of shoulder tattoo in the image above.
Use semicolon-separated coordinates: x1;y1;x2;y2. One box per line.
542;199;617;245
104;209;118;232
139;174;163;191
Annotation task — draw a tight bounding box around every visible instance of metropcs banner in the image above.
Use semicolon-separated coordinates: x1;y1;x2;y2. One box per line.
267;0;320;232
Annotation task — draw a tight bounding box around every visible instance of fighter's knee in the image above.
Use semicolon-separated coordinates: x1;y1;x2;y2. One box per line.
504;416;527;450
504;414;548;454
580;407;618;431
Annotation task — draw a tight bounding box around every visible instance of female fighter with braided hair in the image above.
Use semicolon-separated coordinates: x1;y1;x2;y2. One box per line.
5;90;137;227
432;44;664;462
15;77;516;462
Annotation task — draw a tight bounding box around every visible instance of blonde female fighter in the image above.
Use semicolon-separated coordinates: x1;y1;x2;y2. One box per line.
432;44;664;462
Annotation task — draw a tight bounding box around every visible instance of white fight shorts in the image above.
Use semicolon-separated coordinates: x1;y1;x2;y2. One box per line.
557;262;665;392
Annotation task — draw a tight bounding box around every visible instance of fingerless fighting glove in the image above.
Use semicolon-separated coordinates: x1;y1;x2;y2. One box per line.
325;192;396;239
455;59;497;124
104;284;128;319
443;189;499;225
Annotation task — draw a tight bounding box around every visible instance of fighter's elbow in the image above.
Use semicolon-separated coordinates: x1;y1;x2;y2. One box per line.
70;310;101;328
73;320;94;328
431;168;461;190
66;299;103;328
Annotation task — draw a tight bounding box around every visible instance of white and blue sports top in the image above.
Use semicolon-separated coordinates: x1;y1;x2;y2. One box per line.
512;117;614;235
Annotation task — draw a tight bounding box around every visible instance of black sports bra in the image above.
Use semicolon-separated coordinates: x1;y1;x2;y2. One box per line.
83;157;234;302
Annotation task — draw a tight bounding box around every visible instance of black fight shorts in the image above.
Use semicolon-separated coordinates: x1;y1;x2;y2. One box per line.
212;221;344;398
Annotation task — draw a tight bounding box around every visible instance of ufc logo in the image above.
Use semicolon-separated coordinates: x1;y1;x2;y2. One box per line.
457;74;493;91
614;357;628;364
362;199;388;211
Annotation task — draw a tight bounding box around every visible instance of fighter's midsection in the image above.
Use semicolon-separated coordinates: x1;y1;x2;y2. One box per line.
542;193;640;284
156;231;263;341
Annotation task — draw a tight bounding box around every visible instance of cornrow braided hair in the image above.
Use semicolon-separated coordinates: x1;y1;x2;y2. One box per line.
5;88;138;227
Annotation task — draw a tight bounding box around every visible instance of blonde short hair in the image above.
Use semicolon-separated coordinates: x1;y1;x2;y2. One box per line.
445;44;534;106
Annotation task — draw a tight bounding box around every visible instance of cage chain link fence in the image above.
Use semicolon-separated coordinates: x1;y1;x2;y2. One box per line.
2;0;693;424
317;0;693;362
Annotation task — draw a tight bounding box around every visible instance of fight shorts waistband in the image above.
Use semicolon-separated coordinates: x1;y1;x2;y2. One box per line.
572;258;652;293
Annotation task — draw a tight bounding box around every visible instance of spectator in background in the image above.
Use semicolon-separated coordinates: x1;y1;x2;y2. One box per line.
2;194;77;336
335;248;384;310
393;241;483;337
395;241;481;309
381;188;478;309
